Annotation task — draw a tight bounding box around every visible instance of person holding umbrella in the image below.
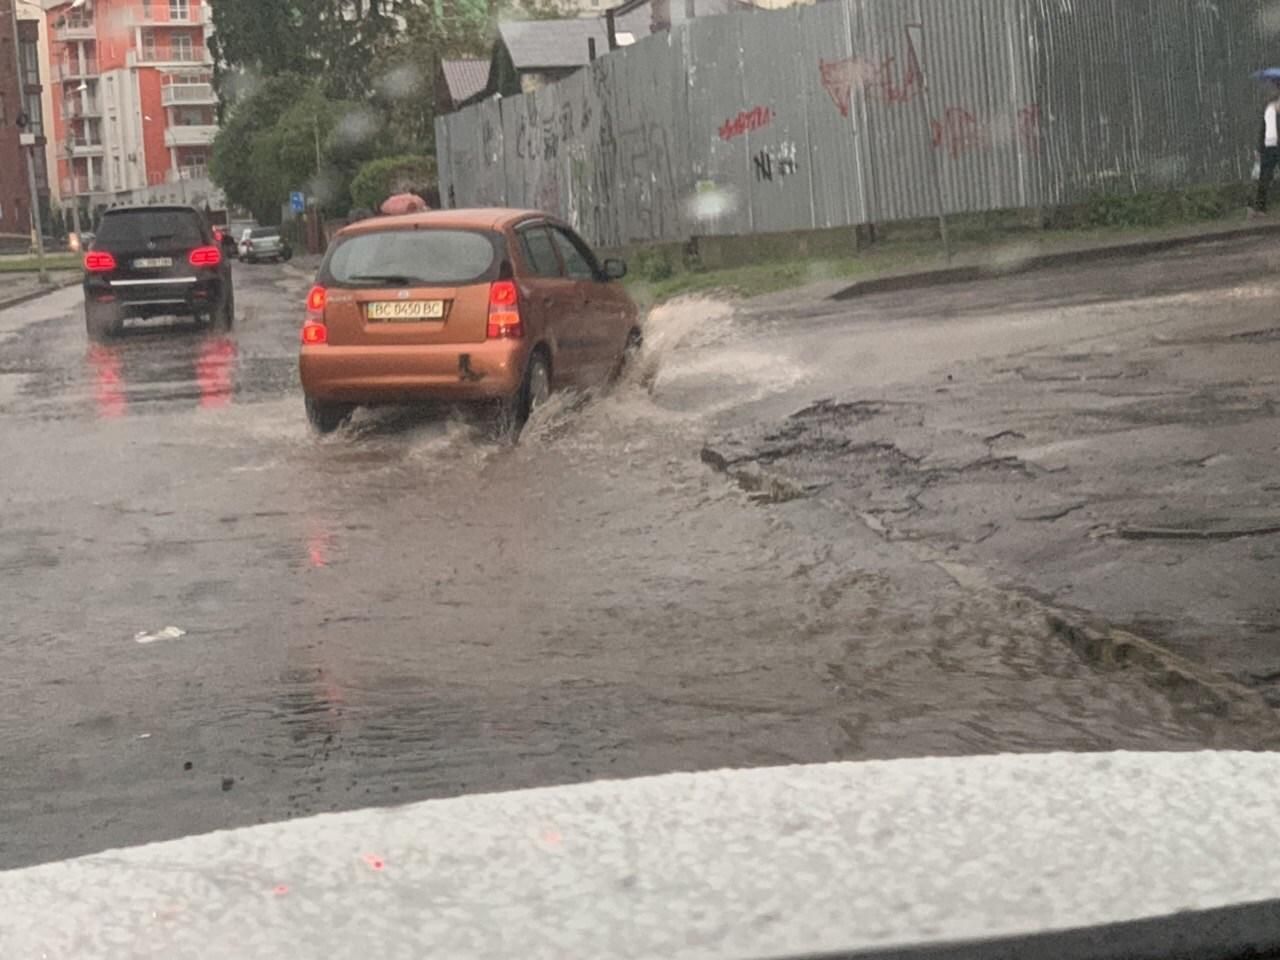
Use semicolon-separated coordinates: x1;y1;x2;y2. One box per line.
1253;71;1280;215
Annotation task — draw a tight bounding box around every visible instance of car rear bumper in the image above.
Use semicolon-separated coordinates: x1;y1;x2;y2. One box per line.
300;340;529;403
84;276;225;316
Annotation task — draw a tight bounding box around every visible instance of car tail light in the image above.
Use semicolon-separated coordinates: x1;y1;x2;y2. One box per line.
189;246;222;267
302;286;328;345
306;285;327;314
84;251;117;272
487;280;523;339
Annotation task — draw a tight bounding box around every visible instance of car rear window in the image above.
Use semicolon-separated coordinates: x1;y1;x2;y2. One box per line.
323;229;499;287
250;228;279;239
97;210;205;248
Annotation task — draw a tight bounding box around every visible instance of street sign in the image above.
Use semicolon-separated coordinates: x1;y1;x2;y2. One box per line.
19;134;36;147
290;192;306;214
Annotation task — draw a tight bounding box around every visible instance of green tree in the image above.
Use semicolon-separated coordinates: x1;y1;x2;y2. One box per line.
350;155;438;210
211;76;376;221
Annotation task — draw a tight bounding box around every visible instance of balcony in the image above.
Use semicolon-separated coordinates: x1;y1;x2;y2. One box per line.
51;58;99;83
55;17;97;42
132;45;212;67
63;98;103;120
65;138;105;157
164;124;217;147
161;82;217;107
61;175;106;197
132;5;209;26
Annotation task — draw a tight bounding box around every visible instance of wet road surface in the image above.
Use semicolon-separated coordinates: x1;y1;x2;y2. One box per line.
2;251;1271;870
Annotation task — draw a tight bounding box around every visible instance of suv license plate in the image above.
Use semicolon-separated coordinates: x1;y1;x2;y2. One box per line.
133;257;173;269
367;300;445;321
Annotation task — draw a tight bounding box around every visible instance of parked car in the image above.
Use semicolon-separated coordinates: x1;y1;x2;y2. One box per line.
240;227;292;264
82;205;234;341
298;209;640;434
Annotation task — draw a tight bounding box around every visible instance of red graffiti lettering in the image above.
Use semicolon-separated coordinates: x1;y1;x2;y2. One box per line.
930;107;988;157
718;106;774;141
819;25;925;118
930;103;1042;158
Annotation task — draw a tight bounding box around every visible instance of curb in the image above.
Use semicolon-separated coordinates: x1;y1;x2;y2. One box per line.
830;222;1280;301
0;277;79;312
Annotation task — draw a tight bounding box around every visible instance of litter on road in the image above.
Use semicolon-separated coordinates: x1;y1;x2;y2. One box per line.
133;626;187;645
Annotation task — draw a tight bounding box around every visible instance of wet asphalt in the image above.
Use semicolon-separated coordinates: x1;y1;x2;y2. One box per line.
1;247;1273;870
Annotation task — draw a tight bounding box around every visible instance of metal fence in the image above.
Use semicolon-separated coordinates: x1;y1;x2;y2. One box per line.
436;0;1268;248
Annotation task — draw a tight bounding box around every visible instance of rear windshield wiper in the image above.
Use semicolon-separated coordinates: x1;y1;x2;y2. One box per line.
347;274;424;286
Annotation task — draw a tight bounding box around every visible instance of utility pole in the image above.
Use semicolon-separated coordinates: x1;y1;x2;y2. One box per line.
22;137;50;284
9;1;48;282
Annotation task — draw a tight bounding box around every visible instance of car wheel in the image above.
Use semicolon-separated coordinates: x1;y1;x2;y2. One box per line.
305;396;353;434
609;327;644;383
85;301;121;342
499;350;551;436
213;286;235;331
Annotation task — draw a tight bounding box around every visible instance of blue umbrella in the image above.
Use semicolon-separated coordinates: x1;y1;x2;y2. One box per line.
1256;68;1280;81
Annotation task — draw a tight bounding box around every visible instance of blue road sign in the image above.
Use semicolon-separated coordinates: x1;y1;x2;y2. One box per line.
290;191;306;214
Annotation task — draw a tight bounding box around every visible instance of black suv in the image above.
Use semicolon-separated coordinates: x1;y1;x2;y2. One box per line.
83;205;235;341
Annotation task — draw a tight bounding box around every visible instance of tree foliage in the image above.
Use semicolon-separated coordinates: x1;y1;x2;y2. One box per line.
350;155;439;210
211;75;380;222
208;0;567;216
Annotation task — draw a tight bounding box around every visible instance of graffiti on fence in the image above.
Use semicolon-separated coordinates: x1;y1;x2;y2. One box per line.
719;106;775;141
619;121;676;241
930;103;1042;158
752;141;800;182
516;103;581;162
819;24;924;118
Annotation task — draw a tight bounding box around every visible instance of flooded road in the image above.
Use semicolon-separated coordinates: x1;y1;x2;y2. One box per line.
0;254;1268;870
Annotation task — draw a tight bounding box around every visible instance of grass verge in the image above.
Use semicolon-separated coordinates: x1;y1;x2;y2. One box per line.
624;188;1260;305
0;254;81;273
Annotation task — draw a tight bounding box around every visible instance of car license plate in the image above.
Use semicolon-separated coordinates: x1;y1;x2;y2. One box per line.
133;257;173;269
367;300;445;321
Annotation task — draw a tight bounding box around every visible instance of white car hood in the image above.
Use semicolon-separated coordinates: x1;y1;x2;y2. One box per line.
5;751;1280;959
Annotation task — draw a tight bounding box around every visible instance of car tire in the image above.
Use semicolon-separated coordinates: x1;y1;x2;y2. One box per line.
212;285;235;331
305;396;353;434
609;327;644;383
85;301;121;342
499;350;551;436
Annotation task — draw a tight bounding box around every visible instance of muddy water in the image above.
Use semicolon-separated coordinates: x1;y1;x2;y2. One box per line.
0;275;1260;869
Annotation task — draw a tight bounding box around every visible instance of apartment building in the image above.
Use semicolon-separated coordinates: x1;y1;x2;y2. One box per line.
45;0;221;214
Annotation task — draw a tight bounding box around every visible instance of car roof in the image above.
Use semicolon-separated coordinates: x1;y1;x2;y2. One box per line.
101;205;203;216
336;208;560;239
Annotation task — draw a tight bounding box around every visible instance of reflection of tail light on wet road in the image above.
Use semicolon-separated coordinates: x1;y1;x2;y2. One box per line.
88;345;126;419
196;338;238;409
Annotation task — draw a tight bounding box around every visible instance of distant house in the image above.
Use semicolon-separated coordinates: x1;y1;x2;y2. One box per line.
486;0;755;97
437;58;491;113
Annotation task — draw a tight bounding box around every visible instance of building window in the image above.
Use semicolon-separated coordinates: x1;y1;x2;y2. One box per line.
19;41;41;88
170;0;191;22
22;93;43;137
141;30;157;61
173;34;193;61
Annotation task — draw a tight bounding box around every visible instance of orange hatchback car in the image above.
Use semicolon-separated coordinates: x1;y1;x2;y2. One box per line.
299;209;642;433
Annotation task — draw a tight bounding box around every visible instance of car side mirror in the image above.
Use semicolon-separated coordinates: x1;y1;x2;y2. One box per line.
602;258;627;281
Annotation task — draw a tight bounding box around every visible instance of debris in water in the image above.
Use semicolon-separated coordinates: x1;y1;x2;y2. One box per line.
221;777;235;792
134;626;187;645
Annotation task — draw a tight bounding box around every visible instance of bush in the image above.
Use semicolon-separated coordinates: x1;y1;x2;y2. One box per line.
631;246;676;282
1044;184;1252;230
350;155;437;211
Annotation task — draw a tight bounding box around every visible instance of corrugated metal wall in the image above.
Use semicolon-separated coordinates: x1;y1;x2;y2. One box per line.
437;0;1267;247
